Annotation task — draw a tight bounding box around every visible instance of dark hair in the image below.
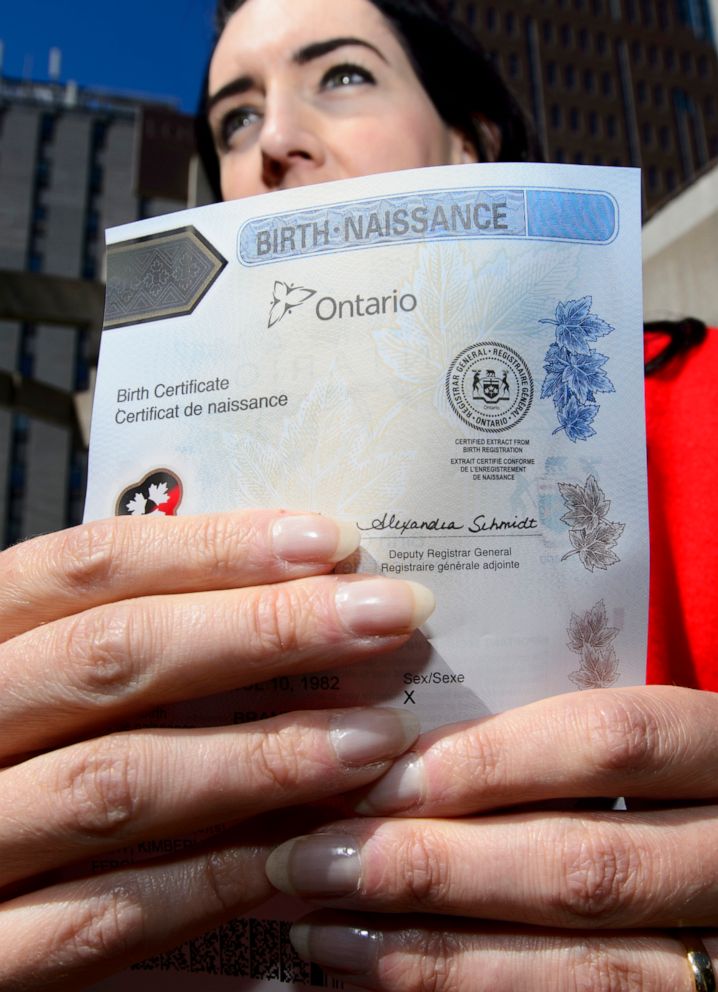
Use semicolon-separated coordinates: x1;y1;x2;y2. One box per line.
199;0;543;197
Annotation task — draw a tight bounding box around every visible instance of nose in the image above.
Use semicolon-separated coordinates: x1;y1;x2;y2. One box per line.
259;90;325;189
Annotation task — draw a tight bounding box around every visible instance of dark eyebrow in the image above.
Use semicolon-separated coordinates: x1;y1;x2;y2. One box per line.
206;36;387;115
206;76;254;115
293;36;388;65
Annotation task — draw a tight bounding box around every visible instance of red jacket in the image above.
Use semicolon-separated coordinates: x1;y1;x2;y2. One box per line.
645;324;718;691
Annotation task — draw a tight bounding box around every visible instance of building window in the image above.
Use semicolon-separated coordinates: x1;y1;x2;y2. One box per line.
543;20;554;42
555;147;565;162
606;114;617;137
659;125;671;148
641;0;655;25
551;103;562;128
508;52;521;79
85;208;100;239
89;162;104;195
574;150;585;163
35;157;51;189
647;165;660;192
547;60;557;85
653;83;665;106
631;40;643;64
677;0;713;38
636;80;648;104
578;27;589;51
569;107;581;131
601;71;613;96
39;113;57;144
584;67;596;92
505;11;516;34
642;121;654;145
665;167;677;190
561;23;573;47
27;252;44;273
664;48;675;70
92;119;108;152
681;52;693;76
486;6;497;31
18;326;36;378
565;64;576;87
588;110;600;135
595;31;607;54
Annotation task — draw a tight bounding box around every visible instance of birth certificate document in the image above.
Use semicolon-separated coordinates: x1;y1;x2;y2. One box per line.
85;162;648;990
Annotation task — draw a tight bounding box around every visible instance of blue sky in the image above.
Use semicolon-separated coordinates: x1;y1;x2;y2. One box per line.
1;0;218;112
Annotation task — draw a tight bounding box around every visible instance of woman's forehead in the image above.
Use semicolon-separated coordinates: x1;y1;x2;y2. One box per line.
210;0;399;83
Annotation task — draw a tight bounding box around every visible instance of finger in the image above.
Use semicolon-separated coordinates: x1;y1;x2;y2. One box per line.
265;808;718;929
0;510;360;641
0;575;434;758
353;686;718;817
0;834;277;989
0;707;419;888
288;913;712;992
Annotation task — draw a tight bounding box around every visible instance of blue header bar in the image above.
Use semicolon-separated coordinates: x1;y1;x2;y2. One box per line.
238;187;618;265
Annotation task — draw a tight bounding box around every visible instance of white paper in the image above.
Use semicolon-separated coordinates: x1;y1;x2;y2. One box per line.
84;162;648;989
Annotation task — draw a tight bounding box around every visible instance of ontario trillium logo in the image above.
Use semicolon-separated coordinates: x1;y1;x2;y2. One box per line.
116;470;182;517
268;280;316;327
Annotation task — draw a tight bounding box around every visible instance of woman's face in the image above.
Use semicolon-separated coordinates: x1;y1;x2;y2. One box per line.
208;0;476;200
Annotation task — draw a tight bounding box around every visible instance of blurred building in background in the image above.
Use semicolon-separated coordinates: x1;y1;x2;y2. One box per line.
445;0;718;215
442;0;718;324
0;71;198;547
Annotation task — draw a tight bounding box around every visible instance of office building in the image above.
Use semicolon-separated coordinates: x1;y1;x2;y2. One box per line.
445;0;718;213
0;74;195;546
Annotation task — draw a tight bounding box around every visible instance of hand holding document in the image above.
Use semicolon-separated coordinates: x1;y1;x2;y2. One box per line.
83;162;648;989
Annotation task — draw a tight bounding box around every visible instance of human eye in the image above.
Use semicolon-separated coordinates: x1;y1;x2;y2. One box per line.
215;105;262;151
320;62;376;91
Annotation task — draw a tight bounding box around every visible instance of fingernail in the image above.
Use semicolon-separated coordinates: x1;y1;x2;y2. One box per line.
272;515;359;563
354;753;425;813
330;708;420;766
335;578;435;636
266;834;361;898
290;921;381;975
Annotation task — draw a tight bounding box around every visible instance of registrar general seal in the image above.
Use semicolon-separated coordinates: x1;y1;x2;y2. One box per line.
446;341;533;432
